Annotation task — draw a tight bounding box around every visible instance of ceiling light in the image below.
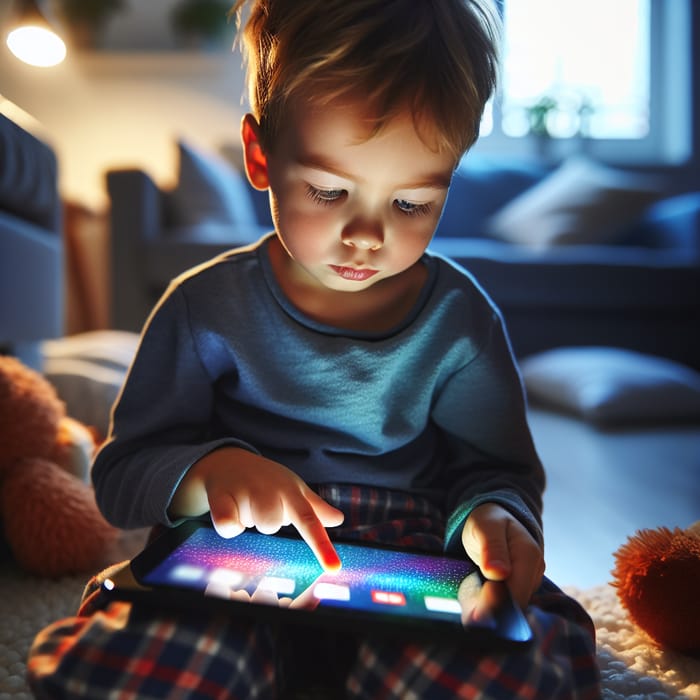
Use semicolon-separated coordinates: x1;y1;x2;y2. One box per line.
5;0;67;68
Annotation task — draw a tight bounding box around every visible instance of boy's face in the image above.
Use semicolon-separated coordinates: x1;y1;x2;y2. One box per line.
244;97;455;295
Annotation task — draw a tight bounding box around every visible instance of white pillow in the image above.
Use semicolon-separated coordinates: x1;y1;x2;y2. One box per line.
41;330;138;371
488;157;661;249
167;140;258;229
41;331;139;437
521;347;700;426
42;358;126;439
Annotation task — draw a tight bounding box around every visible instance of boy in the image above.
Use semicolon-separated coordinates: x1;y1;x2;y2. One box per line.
28;1;600;697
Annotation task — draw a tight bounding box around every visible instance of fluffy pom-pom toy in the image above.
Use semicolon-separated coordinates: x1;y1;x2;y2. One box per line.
612;522;700;656
0;355;118;577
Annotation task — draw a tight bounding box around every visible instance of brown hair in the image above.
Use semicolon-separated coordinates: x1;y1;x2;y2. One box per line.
231;0;500;161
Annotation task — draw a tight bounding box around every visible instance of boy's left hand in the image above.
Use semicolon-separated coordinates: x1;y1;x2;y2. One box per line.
461;503;545;609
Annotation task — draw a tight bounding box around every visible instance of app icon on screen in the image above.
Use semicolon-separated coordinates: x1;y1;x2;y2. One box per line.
371;590;407;607
424;596;461;615
259;576;296;595
171;564;206;583
313;582;351;602
208;568;245;588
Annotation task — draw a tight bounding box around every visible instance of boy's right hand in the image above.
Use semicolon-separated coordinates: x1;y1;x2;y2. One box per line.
169;447;344;571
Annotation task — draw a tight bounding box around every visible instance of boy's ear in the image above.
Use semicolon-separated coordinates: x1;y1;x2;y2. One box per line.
241;114;269;190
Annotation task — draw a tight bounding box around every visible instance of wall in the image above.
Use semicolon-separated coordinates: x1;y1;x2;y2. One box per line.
0;0;247;210
1;1;698;210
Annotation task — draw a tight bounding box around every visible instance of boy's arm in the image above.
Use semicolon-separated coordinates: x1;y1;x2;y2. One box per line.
431;310;546;606
432;311;545;555
93;281;344;571
92;285;253;529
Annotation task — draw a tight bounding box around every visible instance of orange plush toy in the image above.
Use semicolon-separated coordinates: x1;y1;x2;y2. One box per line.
612;522;700;656
0;355;118;577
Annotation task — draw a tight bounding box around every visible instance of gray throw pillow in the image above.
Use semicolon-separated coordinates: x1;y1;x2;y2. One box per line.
521;346;700;426
167;140;258;228
487;157;662;249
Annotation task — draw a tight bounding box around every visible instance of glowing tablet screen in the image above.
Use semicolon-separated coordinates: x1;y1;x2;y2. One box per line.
140;527;474;623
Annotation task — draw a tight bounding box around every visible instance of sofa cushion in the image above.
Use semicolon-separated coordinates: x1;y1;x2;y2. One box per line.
219;142;274;228
165;140;259;231
0;114;59;232
521;346;700;426
616;192;700;256
435;157;545;239
429;238;697;308
487;157;662;249
144;225;268;286
0;212;63;348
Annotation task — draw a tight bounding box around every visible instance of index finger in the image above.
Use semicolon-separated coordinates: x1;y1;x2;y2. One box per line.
285;496;342;572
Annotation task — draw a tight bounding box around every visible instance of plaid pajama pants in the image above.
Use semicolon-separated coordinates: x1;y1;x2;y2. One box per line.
27;485;601;699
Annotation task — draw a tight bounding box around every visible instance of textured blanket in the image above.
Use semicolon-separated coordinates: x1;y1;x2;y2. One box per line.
1;566;698;698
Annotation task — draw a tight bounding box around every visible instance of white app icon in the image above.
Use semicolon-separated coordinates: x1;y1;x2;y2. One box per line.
208;568;245;588
171;564;206;583
424;596;461;615
259;576;296;595
313;582;351;602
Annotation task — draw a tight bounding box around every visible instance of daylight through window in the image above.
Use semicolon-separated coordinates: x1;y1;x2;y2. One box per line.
497;0;650;140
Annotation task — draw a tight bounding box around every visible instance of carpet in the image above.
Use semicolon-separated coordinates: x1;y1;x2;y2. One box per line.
1;569;698;698
564;586;699;699
0;565;85;699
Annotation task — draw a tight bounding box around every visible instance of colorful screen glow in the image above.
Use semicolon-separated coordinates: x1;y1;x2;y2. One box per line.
141;528;476;623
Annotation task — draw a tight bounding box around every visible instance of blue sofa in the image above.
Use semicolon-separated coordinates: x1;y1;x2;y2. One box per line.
106;147;700;370
0;114;63;368
429;157;700;370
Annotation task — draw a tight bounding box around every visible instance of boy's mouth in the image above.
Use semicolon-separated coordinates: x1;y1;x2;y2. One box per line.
329;265;378;281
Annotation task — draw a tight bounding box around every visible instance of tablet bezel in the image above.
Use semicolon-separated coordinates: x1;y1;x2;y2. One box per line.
102;520;532;649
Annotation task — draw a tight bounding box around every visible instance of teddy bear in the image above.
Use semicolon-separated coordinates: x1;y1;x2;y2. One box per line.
0;354;118;577
612;521;700;656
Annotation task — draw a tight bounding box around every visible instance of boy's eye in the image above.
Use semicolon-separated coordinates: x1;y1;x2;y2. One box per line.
306;185;345;205
395;199;433;217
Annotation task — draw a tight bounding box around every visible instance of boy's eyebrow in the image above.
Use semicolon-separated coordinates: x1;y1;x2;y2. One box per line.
297;154;452;190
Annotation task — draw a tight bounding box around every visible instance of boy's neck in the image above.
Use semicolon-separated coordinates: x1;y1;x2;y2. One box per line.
267;236;428;334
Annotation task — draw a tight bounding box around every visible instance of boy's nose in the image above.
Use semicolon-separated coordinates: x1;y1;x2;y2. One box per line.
341;221;384;251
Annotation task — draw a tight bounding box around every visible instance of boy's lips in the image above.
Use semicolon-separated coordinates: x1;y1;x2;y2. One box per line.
329;265;379;281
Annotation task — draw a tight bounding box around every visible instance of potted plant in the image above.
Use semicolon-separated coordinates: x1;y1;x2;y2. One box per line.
523;95;559;160
57;0;127;49
525;95;558;138
170;0;232;50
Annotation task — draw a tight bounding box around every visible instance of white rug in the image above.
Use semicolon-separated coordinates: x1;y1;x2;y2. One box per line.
565;586;699;700
1;567;698;698
0;565;85;700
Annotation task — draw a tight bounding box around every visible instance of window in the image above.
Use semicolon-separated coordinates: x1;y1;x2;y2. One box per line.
475;0;692;164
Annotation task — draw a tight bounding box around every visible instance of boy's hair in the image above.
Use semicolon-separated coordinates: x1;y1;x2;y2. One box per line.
231;0;500;161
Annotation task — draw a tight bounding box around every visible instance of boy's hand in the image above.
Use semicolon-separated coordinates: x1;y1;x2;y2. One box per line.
170;447;344;571
461;503;545;609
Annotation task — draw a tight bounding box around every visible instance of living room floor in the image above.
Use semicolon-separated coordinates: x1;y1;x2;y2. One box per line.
530;408;700;590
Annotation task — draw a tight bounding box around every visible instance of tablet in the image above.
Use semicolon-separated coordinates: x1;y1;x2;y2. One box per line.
103;520;532;649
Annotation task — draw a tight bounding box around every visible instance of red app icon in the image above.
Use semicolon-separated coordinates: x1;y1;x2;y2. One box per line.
371;590;406;606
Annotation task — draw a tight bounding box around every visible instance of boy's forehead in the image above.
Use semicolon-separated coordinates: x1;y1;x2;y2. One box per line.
291;93;383;136
281;94;451;164
273;97;455;186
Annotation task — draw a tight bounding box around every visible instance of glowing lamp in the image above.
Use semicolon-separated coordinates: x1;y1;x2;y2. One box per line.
5;0;66;68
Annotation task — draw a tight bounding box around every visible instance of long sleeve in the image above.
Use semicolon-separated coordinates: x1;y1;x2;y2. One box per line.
92;284;253;529
433;310;545;553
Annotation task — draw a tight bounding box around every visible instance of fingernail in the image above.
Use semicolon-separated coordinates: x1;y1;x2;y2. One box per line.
216;522;243;539
487;560;509;577
323;547;342;573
